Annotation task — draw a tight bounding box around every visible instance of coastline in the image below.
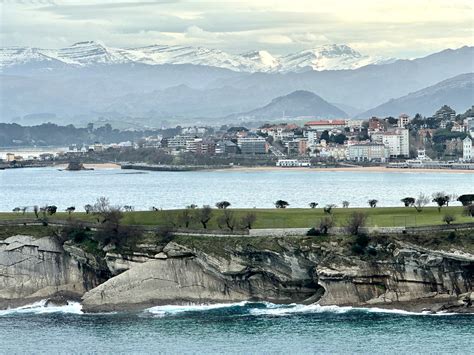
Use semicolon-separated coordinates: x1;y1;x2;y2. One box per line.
215;166;474;174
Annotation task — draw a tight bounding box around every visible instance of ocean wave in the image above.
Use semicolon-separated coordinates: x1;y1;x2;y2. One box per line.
146;301;250;317
146;301;464;317
0;300;83;316
249;303;461;317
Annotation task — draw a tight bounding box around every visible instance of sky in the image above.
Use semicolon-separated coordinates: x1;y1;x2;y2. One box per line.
1;0;473;58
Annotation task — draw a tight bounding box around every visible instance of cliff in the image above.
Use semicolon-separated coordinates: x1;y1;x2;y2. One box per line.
0;235;107;309
1;230;473;313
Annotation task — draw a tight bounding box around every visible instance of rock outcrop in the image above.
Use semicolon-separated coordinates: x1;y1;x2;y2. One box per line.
82;238;473;313
0;235;105;308
1;232;473;313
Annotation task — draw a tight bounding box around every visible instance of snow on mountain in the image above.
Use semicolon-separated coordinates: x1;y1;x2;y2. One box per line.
280;44;393;72
0;41;394;72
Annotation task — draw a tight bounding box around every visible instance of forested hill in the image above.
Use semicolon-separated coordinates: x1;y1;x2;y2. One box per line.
0;123;177;147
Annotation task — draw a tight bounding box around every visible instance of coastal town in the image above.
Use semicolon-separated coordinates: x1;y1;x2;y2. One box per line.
1;105;474;170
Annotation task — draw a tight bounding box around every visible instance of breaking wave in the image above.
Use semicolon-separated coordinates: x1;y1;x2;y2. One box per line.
146;301;250;317
0;300;83;316
145;302;461;317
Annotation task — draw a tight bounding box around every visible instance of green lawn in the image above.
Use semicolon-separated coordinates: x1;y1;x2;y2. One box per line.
1;206;472;229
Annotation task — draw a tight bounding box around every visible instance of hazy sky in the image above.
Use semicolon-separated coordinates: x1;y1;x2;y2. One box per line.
1;0;473;57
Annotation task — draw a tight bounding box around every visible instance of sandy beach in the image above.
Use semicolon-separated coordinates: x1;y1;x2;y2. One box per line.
217;166;474;174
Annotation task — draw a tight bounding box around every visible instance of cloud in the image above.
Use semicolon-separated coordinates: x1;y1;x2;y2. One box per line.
1;0;472;57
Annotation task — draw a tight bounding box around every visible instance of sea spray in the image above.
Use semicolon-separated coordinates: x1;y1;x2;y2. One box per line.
0;300;83;316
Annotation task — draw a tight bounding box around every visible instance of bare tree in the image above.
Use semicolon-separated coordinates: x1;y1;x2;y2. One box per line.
342;201;350;208
84;204;93;214
346;212;367;235
319;217;334;235
178;208;194;228
197;205;213;229
240;212;257;229
218;209;236;231
323;204;336;214
414;193;430;212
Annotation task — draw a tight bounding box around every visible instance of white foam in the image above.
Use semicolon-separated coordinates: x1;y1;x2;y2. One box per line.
249;303;354;316
0;300;83;316
146;301;249;317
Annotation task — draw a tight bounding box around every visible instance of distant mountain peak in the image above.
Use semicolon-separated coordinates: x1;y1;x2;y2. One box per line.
234;90;348;120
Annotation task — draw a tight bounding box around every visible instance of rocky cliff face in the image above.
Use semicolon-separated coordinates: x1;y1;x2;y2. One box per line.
1;233;473;313
82;238;473;313
0;235;106;308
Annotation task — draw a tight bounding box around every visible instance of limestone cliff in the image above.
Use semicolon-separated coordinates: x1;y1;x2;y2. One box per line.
82;237;473;313
1;232;473;313
0;235;106;308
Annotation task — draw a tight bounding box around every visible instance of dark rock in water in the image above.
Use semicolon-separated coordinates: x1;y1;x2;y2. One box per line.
65;162;93;171
45;297;69;307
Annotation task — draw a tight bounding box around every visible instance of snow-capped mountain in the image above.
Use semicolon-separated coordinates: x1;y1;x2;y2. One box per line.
0;41;393;72
280;44;393;72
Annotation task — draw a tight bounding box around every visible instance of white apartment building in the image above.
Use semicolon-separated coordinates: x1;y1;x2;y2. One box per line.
398;114;410;128
463;136;473;161
167;135;194;149
372;128;409;157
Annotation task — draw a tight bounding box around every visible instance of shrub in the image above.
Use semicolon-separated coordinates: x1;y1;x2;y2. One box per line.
319;217;334;235
463;205;474;217
306;227;321;236
442;214;456;225
62;220;90;243
346;212;367;235
352;234;370;254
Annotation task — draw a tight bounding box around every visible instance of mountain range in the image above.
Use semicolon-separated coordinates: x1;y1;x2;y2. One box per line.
359;73;474;118
0;42;472;125
0;41;392;73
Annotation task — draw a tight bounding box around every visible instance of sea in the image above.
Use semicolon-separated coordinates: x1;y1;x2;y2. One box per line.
0;167;472;211
1;167;473;354
0;301;472;354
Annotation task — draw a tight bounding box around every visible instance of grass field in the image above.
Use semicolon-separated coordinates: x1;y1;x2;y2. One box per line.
0;206;472;229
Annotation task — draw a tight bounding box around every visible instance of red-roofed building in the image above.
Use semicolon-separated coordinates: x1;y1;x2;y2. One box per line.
304;120;347;131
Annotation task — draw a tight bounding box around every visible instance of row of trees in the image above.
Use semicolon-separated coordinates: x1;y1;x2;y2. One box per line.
401;193;474;212
171;205;257;231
